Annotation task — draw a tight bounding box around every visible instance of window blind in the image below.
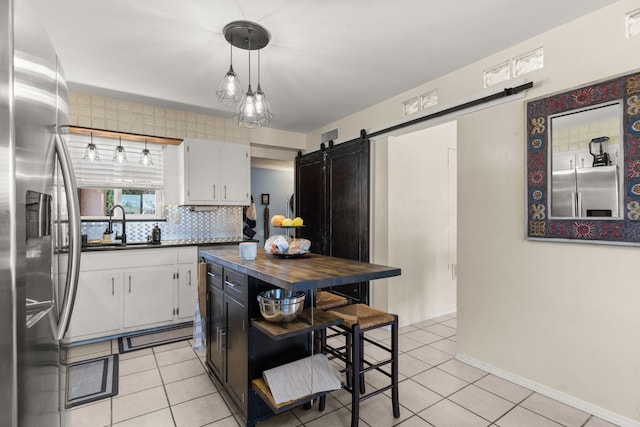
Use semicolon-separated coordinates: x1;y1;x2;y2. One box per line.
65;133;164;189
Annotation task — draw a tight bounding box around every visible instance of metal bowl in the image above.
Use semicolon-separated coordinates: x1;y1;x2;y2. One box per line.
257;289;306;323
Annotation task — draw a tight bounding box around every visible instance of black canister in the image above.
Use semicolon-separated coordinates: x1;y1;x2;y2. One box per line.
151;223;161;244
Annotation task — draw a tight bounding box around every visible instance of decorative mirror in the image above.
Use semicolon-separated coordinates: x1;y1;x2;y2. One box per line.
526;70;640;244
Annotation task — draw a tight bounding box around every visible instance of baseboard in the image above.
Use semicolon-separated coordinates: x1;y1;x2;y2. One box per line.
398;307;457;328
456;353;640;427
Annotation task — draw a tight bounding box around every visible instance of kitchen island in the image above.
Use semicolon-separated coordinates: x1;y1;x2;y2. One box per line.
199;246;401;427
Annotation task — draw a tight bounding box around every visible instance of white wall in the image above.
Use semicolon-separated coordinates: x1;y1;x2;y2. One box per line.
307;0;640;424
385;122;457;325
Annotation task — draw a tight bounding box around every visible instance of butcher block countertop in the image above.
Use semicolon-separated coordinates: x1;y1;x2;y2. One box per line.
199;246;401;292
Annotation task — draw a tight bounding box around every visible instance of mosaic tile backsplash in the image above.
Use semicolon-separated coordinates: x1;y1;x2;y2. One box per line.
81;205;243;243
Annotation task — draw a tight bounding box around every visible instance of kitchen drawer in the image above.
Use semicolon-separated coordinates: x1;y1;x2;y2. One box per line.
177;246;197;264
80;248;176;271
224;268;246;304
206;263;223;290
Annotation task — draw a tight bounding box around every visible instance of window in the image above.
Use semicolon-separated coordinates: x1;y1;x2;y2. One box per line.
66;133;164;219
78;188;162;217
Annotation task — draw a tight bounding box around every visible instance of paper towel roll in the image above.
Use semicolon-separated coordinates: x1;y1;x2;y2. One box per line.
239;242;257;260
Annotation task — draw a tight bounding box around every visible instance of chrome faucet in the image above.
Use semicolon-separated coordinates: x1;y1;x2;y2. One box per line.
111;204;127;244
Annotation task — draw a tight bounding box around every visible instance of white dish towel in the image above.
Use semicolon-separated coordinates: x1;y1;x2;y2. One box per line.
263;354;342;404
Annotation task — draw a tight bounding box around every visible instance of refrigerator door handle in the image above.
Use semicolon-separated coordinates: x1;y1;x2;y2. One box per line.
54;132;81;340
576;192;582;218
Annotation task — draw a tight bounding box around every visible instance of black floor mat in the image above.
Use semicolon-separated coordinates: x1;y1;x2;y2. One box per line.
66;354;118;409
118;324;193;353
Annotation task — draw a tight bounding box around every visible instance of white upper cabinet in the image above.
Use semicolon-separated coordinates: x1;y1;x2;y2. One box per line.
220;143;250;204
179;139;250;205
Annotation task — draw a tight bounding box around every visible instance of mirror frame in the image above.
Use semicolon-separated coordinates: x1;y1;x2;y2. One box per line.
526;70;640;245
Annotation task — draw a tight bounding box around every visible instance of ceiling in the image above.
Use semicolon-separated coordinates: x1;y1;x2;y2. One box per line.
29;0;617;134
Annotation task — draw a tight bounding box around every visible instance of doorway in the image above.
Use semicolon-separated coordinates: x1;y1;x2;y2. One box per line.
249;160;294;245
374;121;457;325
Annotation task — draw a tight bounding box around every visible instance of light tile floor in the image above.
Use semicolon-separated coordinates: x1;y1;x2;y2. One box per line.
64;314;620;427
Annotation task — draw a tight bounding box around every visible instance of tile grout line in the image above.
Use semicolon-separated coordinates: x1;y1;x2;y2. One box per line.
153;344;178;427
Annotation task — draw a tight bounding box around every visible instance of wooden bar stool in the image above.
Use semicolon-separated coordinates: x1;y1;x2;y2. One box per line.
318;303;400;427
315;290;349;310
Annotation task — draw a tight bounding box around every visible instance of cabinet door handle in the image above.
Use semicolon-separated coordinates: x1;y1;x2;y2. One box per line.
220;330;226;351
128;275;132;293
224;185;227;199
188;270;191;286
112;277;115;295
213;185;216;199
224;280;236;289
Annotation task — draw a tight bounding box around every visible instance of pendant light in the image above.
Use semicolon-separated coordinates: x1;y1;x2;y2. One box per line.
113;136;127;163
139;139;153;166
219;21;272;128
254;50;274;126
216;44;243;107
82;133;100;161
234;30;260;128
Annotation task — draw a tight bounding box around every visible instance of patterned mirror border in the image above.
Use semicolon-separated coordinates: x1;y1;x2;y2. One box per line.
526;71;640;244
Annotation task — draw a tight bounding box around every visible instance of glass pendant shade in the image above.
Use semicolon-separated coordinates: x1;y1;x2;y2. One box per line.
216;65;243;108
139;140;153;166
113;137;127;163
255;84;274;126
83;141;100;161
234;85;262;128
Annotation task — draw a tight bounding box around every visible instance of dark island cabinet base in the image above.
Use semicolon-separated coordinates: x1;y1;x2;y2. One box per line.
204;257;311;426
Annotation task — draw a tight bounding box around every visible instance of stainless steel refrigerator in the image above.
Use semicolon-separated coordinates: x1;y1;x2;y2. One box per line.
551;165;620;217
1;0;81;425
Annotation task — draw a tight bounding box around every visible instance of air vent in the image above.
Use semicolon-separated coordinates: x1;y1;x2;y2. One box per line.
321;128;338;143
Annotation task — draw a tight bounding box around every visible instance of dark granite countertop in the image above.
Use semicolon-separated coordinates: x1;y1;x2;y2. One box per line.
81;238;254;252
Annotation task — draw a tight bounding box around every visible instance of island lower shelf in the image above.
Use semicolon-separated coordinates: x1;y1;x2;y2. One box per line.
251;308;344;340
251;378;332;414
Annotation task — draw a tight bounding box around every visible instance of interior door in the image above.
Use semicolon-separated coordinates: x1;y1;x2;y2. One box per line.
326;138;370;303
296;149;327;254
448;148;458;289
295;138;371;303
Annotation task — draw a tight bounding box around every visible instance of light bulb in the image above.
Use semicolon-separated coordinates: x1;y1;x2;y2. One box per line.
113;139;127;163
83;142;100;161
216;65;243;107
243;93;256;117
226;74;238;96
139;148;153;166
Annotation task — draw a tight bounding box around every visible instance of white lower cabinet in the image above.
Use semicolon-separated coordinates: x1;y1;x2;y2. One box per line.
64;246;199;343
66;270;122;338
123;266;177;328
177;264;197;319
